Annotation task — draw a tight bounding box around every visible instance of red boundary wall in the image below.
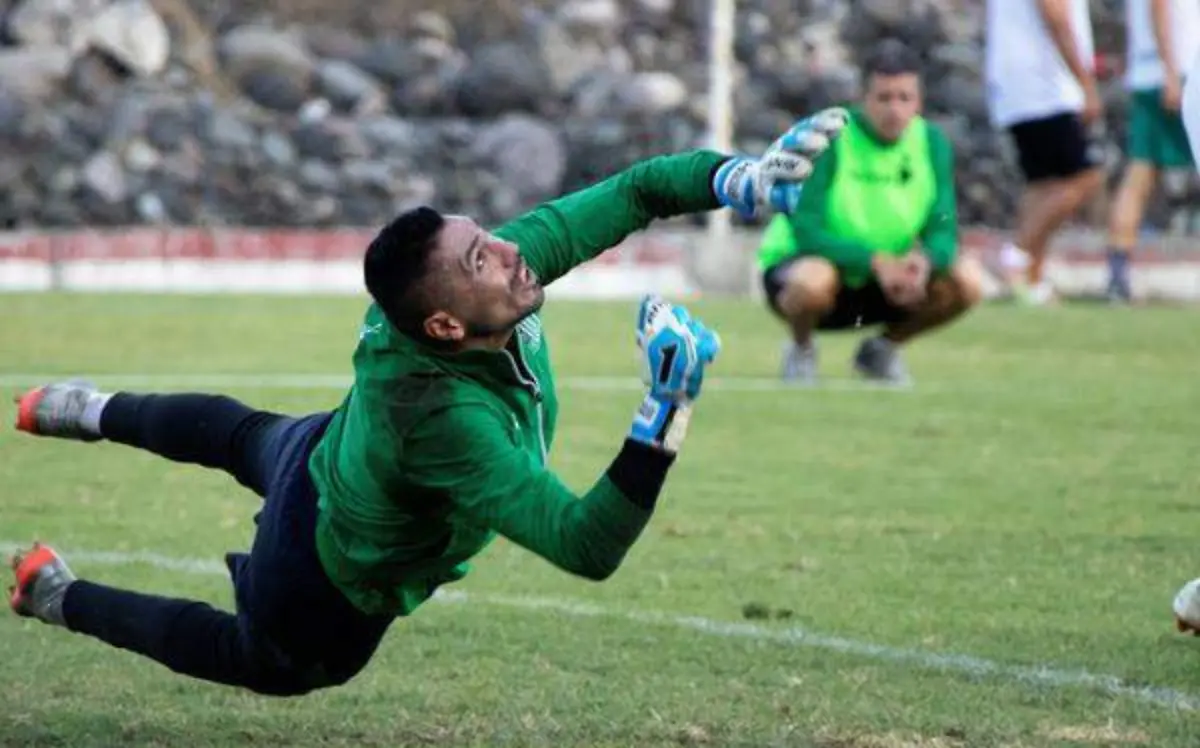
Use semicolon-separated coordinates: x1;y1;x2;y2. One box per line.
1;227;1197;266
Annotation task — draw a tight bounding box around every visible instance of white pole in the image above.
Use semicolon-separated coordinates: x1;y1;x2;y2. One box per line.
700;0;738;293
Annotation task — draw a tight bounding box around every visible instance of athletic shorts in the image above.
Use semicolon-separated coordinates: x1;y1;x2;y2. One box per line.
225;412;393;690
1128;87;1195;168
762;257;912;330
1008;111;1103;182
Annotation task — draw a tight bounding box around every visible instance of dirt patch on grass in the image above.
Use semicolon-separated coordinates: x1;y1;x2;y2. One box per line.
815;732;966;748
1038;723;1151;744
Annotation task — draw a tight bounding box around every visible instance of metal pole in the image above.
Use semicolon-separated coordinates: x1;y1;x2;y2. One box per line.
698;0;741;295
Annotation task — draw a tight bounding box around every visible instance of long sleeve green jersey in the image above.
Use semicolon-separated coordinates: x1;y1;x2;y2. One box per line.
307;150;726;617
756;109;958;288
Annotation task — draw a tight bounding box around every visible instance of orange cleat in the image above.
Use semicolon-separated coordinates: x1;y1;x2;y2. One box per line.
9;542;76;625
12;380;101;442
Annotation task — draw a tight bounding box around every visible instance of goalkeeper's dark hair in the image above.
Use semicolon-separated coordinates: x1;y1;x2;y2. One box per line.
363;206;446;337
863;38;921;79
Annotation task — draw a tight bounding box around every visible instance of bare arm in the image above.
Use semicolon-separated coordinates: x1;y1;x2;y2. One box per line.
1036;0;1095;88
1150;0;1178;78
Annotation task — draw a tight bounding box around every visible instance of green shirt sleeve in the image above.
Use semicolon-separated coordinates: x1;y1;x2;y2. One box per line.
403;403;653;581
786;148;876;277
496;150;728;286
919;126;959;272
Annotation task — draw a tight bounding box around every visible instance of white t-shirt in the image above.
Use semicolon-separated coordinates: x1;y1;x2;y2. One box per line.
1125;0;1200;90
985;0;1095;127
1182;47;1200;173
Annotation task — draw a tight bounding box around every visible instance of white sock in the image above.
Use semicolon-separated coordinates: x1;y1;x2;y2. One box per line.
80;392;113;436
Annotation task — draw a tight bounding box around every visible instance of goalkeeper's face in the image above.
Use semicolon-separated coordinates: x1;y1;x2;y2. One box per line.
423;215;545;345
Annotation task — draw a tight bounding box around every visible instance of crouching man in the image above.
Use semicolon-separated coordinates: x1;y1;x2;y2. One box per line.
757;39;984;385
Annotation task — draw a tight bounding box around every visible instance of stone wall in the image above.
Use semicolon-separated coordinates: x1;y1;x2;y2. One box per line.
0;0;1195;234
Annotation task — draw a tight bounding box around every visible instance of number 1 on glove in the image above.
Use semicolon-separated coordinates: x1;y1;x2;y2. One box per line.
629;296;721;454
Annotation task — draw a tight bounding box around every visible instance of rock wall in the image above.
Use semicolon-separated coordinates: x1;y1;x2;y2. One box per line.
0;0;1194;233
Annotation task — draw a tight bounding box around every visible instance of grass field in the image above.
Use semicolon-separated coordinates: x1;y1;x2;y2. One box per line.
2;292;1200;747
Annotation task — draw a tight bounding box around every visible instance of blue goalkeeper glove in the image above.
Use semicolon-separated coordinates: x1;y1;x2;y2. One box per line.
712;106;850;219
629;295;721;454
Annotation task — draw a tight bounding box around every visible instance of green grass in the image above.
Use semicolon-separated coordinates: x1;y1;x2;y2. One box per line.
2;293;1200;747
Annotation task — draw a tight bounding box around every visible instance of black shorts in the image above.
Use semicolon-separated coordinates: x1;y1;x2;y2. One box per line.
762;258;912;330
226;412;393;689
1008;111;1102;182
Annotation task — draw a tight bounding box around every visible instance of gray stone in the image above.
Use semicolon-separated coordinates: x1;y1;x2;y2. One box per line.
613;72;688;116
0;0;1181;232
298;159;340;192
0;92;28;139
455;42;551;117
633;0;673;16
146;108;192;150
85;0;170;77
50;167;80;194
206;109;257;151
65;53;126;108
135;192;168;222
238;69;310;112
218;26;315;81
353;37;419;86
536;22;612;95
341;159;394;191
291;120;369;161
859;0;912;27
557;0;622;40
81;150;128;203
358;116;418;155
315;59;384;113
304;25;372;64
411;11;454;44
260;130;297;168
123;138;161;172
5;0;106;46
0;46;73;100
473;114;566;204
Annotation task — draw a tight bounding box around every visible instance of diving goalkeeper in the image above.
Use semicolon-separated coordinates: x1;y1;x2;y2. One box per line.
8;108;849;696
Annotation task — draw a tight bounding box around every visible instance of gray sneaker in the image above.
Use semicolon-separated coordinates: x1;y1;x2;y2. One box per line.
9;543;76;626
853;337;911;386
781;341;818;384
13;379;101;442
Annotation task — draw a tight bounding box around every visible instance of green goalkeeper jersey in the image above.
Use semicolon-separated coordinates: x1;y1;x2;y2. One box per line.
307;150;726;617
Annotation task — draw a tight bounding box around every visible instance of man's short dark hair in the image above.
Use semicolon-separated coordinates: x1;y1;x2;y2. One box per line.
363;206;446;337
863;38;921;80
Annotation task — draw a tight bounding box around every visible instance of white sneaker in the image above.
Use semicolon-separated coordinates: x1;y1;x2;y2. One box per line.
1172;577;1200;634
1015;280;1057;307
780;341;818;385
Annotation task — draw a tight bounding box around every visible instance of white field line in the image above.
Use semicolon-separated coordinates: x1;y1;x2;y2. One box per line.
0;373;920;394
0;542;1195;711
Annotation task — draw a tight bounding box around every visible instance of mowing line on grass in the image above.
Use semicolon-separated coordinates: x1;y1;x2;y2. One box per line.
0;373;916;393
1;542;1194;711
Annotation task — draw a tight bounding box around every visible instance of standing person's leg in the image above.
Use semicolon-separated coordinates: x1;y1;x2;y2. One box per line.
1004;113;1105;304
16;381;289;497
1107;89;1166;303
10;412;392;696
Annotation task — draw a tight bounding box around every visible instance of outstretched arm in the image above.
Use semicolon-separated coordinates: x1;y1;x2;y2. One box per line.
503;109;850;286
498;150;727;288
